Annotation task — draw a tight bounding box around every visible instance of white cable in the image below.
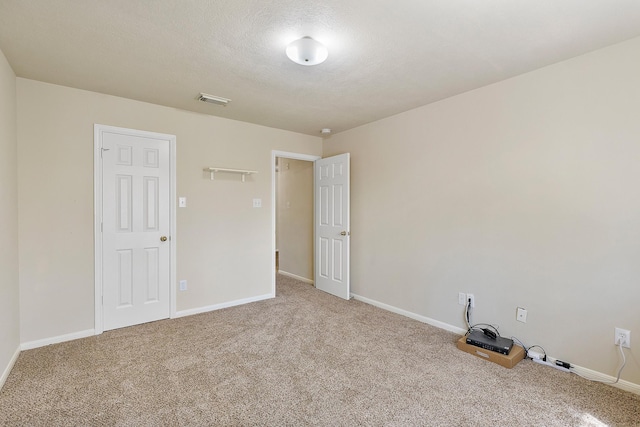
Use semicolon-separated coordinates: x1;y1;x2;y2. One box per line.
464;299;471;331
570;340;626;384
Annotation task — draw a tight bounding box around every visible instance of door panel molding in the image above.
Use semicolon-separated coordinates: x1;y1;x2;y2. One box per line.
314;153;350;300
94;124;176;335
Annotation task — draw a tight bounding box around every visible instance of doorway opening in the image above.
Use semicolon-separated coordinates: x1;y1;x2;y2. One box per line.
271;151;320;296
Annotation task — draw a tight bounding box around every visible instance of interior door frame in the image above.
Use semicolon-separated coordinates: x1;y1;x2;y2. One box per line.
94;124;177;335
271;150;321;296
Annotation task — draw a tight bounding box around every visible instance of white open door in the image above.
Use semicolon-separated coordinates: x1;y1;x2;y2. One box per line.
314;153;350;299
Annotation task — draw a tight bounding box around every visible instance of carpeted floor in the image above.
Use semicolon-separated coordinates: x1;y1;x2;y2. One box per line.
1;274;639;426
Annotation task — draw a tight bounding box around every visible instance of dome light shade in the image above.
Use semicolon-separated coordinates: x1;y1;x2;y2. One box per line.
286;37;328;66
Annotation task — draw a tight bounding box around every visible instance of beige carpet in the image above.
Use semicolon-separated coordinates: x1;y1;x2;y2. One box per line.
1;274;638;426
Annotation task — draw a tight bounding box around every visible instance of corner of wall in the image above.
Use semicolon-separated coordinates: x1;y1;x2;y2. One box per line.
0;46;20;391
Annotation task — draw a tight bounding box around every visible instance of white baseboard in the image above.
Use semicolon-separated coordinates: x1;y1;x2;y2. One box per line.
569;361;640;395
20;329;95;351
174;293;273;318
19;294;275;349
1;346;20;391
278;270;314;285
351;292;467;335
350;292;640;396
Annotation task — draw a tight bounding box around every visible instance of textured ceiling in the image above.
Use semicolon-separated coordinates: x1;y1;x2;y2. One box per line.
2;1;640;136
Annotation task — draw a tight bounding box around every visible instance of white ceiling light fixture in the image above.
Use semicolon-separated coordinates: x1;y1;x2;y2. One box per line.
197;93;231;106
321;128;332;135
286;37;328;66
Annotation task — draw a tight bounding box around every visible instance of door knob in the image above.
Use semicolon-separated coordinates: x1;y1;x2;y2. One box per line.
160;236;168;242
340;231;349;236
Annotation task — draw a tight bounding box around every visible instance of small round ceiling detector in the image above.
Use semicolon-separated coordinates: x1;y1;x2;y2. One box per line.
286;37;328;66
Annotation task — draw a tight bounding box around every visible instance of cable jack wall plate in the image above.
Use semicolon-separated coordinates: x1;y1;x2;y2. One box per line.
516;307;527;323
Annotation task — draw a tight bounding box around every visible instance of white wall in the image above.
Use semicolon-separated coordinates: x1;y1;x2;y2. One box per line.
276;158;314;280
0;47;19;386
17;79;322;343
324;36;640;386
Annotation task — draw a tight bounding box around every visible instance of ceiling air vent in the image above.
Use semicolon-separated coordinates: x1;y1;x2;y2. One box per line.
197;93;231;106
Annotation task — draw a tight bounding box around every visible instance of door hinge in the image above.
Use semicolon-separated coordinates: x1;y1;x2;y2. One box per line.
101;222;103;232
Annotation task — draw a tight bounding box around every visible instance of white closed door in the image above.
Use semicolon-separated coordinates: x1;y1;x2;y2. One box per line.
100;127;171;331
314;153;350;300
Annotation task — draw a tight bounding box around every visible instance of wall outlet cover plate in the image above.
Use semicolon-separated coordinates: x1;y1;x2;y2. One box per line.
516;307;527;323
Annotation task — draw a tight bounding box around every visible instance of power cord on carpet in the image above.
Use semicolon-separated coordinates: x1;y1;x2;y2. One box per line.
569;340;627;385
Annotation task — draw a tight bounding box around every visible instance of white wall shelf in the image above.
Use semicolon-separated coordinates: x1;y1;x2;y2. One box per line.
204;167;258;182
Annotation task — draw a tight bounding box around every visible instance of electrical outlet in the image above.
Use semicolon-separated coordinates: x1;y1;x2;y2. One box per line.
458;292;466;305
516;307;528;323
466;293;475;308
615;328;631;348
179;280;187;291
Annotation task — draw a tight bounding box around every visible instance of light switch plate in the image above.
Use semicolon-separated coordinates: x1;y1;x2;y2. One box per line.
179;197;187;208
